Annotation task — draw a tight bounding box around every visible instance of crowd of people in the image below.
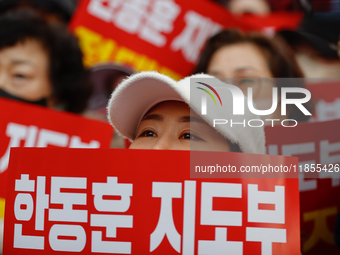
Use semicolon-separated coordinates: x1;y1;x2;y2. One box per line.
0;0;339;125
0;0;340;254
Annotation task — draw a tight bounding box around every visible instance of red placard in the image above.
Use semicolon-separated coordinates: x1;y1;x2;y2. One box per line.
0;98;113;205
306;81;340;122
69;0;242;80
69;0;301;80
4;148;300;254
70;0;244;79
235;12;303;35
265;120;340;254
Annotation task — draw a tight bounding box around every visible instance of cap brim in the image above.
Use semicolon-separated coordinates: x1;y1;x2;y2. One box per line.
107;72;188;140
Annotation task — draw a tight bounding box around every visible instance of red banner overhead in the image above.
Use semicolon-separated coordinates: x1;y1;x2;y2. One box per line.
69;0;301;80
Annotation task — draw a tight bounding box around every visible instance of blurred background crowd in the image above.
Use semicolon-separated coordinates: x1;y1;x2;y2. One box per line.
0;0;339;123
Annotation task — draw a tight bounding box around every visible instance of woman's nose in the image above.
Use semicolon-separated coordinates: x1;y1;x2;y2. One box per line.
152;135;174;150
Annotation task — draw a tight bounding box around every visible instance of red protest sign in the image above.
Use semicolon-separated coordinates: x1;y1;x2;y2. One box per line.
4;148;300;254
265;120;340;254
69;1;302;80
306;81;340;122
69;0;246;80
235;12;302;35
0;98;113;204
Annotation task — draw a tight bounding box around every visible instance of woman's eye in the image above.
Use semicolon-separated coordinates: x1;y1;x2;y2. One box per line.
237;78;256;85
13;74;28;80
182;133;192;139
180;132;203;141
139;130;157;138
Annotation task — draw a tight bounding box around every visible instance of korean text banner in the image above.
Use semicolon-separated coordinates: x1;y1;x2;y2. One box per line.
265;119;340;254
4;148;300;254
69;0;243;80
0;98;113;208
306;80;340;122
69;0;301;80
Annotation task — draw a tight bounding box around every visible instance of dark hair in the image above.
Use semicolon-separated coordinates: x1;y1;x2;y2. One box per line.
0;0;75;23
0;10;92;113
193;29;313;122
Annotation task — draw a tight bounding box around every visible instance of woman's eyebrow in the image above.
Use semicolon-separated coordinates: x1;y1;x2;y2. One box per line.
11;59;34;66
178;116;208;125
141;113;163;121
234;66;258;73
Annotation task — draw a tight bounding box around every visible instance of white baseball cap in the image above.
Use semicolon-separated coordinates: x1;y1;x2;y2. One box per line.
107;71;265;154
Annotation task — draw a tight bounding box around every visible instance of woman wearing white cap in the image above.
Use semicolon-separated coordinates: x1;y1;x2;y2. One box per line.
107;71;265;154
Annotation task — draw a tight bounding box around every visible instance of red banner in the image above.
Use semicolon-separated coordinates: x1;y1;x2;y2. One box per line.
235;12;302;36
265;120;340;254
306;81;340;122
4;148;300;254
69;0;301;80
0;98;113;209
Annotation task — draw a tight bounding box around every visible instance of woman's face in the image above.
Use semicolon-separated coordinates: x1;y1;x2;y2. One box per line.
228;0;271;15
207;43;282;120
0;39;52;102
207;43;273;81
129;101;231;152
